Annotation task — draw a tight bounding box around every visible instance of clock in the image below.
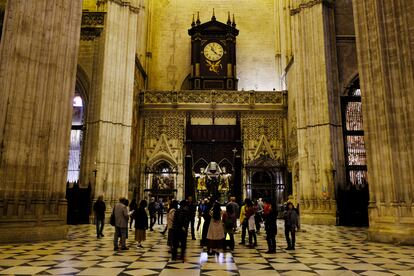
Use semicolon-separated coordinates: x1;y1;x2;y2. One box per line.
188;13;239;90
203;42;224;61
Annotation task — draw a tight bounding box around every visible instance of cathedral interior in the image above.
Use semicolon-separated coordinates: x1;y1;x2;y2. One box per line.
0;0;413;275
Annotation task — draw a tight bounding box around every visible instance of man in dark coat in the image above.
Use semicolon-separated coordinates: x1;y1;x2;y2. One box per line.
148;197;157;231
263;198;277;253
284;201;298;250
171;200;190;261
129;198;138;229
93;195;106;238
200;198;212;246
187;196;197;240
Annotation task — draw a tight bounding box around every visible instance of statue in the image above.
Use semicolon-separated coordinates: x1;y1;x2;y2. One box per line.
205;162;223;199
205;161;222;180
195;167;207;191
218;166;231;192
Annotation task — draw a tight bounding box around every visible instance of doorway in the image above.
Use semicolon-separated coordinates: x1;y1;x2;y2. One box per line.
339;77;369;226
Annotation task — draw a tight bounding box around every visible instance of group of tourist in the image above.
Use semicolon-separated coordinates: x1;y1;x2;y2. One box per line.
93;195;299;258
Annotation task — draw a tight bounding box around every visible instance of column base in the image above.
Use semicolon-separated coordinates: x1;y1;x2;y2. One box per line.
368;224;414;245
300;211;337;225
0;224;68;243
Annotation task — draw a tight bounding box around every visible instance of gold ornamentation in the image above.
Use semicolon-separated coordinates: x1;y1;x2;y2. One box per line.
140;90;285;106
206;60;222;74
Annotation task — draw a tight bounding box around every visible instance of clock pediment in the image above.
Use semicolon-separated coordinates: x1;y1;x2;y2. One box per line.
188;20;239;36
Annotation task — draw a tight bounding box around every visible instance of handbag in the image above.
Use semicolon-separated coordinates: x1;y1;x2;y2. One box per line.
110;208;115;226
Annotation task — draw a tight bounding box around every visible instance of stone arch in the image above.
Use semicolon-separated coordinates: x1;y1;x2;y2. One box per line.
147;154;177;170
76;65;90;106
342;73;359;96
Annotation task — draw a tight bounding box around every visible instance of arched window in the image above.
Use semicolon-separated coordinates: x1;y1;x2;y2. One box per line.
67;93;84;183
341;78;367;189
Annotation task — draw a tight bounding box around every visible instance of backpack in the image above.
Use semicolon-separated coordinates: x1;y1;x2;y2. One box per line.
110;208;115;226
227;203;234;214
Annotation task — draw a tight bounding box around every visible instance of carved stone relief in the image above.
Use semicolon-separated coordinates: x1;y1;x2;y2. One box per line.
143;111;185;141
241;113;286;165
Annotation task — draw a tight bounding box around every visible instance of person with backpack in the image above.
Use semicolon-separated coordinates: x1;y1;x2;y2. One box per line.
113;197;129;251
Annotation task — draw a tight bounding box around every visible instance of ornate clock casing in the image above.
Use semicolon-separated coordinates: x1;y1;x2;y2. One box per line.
188;12;239;90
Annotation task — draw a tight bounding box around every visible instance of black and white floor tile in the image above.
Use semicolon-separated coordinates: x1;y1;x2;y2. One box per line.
0;221;413;275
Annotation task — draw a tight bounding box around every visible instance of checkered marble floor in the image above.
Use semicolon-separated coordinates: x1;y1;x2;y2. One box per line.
0;221;413;275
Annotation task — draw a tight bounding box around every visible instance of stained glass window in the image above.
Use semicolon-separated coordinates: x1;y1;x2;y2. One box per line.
67;93;84;183
341;80;367;189
346;136;366;166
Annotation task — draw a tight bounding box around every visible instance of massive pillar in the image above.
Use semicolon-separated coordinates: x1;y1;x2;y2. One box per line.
290;0;342;225
81;0;138;204
0;0;82;242
353;0;414;244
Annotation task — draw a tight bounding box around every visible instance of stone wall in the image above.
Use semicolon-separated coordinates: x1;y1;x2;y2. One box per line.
0;0;82;242
147;0;280;91
353;0;414;244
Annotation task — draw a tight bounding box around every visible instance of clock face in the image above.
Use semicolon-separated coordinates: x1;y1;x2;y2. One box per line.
203;42;224;61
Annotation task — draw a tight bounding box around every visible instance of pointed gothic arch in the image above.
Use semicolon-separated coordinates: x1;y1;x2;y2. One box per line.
338;75;369;226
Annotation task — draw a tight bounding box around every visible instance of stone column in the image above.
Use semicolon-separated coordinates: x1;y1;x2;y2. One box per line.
353;0;414;244
81;0;138;206
0;0;82;242
289;0;341;225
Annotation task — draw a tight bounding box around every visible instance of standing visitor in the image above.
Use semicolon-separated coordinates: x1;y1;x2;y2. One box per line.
263;198;277;253
197;198;206;231
171;200;190;261
113;197;129;251
206;202;225;255
255;198;264;233
239;198;248;245
166;200;178;252
148;198;157;231
284;202;299;250
129;198;137;229
222;204;235;251
200;198;212;246
226;197;239;232
245;199;257;247
157;198;164;225
134;200;148;248
93;195;106;238
187;196;197;240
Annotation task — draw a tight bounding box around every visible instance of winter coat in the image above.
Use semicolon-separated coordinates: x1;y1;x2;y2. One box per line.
134;207;148;230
